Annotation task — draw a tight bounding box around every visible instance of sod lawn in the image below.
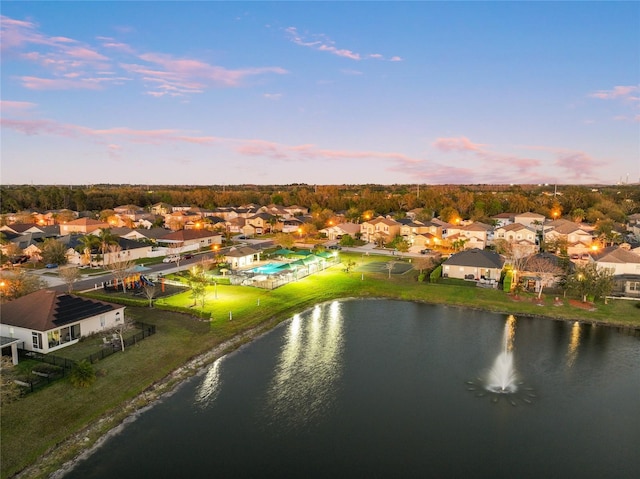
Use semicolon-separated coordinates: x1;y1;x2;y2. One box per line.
2;253;639;479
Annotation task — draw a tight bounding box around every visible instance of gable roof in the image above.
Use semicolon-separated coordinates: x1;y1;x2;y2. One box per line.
224;246;260;258
593;246;640;264
158;229;220;242
1;290;124;332
443;248;505;269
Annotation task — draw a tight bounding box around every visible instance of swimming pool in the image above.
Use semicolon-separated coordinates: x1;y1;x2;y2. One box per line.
249;262;289;275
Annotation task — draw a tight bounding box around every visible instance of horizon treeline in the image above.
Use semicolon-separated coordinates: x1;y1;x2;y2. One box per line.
1;184;638;223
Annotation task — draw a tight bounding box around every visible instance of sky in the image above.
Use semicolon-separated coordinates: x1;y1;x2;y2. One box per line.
1;1;639;186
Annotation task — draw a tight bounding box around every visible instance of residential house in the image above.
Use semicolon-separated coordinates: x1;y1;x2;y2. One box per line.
513;212;546;229
157;229;222;250
60;218;109;234
627;213;640;241
491;213;516;227
319;222;361;241
0;290;125;354
164;210;202;231
151;202;173;215
360;216;402;244
493;223;538;255
544;219;595;255
442;248;505;281
592;245;640;298
121;227;171;243
246;213;276;234
224;246;262;270
445;222;493;250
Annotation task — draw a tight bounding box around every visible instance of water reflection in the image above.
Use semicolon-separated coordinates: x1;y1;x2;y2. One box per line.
195;358;223;408
266;301;344;429
566;321;581;368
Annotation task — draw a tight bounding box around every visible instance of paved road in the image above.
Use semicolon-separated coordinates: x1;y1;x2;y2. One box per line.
32;240;435;293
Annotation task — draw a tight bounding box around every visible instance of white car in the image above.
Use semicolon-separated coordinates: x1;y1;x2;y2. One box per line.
162;255;179;263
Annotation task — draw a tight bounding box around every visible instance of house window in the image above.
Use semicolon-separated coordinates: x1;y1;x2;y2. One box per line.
629;282;640;292
32;332;43;350
115;312;121;322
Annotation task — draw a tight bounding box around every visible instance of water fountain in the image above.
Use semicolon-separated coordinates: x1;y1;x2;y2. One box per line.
485;315;518;394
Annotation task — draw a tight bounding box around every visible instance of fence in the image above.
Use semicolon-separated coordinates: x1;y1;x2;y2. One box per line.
14;322;156;395
85;323;156;364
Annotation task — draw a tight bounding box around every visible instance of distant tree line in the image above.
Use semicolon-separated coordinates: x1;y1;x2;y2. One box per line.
1;184;638;225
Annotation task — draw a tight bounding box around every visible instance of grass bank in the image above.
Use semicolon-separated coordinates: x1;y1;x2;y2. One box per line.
2;254;639;478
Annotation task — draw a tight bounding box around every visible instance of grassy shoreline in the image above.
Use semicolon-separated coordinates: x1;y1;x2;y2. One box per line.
2;255;639;479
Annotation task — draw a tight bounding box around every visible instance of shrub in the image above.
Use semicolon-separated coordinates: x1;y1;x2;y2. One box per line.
69;360;96;388
31;363;63;375
418;273;426;283
429;265;442;283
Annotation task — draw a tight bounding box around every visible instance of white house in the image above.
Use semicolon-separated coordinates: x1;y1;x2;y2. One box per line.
0;290;125;354
224;246;262;270
513;212;546;229
320;222;361;241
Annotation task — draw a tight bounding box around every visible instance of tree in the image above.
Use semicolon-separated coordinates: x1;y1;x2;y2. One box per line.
96;229;119;266
40;238;67;265
143;283;157;307
395;238;410;253
385;260;397;279
104;246;136;294
274;232;295;249
524;255;564;299
188;265;208;307
413;257;435;276
1;268;47;302
566;263;614;303
59;266;82;293
69;359;96;388
77;234;99;266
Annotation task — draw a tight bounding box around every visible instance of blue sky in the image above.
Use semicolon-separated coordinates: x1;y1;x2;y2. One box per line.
1;1;638;186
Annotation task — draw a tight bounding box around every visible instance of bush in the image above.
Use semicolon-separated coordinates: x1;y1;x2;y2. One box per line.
418;273;426;283
429;265;442;283
69;360;96;388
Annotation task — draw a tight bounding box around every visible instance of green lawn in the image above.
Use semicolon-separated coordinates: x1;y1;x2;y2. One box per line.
2;253;639;479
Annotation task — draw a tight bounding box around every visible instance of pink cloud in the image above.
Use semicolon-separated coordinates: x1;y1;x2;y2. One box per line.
19;76;104;90
0;100;37;113
589;85;639;101
432;137;485;152
554;151;603;181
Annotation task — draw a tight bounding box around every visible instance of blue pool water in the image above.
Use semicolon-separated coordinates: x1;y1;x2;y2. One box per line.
250;262;288;275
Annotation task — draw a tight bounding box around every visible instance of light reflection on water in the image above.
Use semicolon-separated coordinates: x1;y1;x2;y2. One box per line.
265;301;344;429
566;321;581;368
194;357;223;408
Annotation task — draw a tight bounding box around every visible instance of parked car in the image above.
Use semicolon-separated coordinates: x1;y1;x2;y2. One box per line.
162;255;180;263
184;254;193;260
420;249;432;254
45;263;58;269
328;245;342;250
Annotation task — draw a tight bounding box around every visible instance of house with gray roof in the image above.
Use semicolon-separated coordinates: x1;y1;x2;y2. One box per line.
442;248;505;281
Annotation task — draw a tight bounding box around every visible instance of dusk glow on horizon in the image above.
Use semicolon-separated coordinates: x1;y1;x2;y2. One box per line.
1;2;638;186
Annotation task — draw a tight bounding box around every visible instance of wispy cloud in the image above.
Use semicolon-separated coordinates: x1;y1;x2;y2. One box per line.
432;136;485;152
0;100;37;114
284;26;402;62
588;85;639;102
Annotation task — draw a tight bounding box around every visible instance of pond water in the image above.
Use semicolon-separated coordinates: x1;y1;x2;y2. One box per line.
62;300;640;479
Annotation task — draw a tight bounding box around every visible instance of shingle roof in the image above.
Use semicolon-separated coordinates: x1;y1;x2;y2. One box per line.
593;246;640;264
443;248;505;269
1;290;124;332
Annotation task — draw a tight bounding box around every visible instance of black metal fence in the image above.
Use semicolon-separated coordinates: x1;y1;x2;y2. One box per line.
14;322;156;395
85;323;156;364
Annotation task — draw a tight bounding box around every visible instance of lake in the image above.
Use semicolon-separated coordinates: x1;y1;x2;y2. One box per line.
61;299;640;478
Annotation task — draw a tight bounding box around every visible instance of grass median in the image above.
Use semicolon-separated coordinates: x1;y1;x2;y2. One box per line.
2;253;639;479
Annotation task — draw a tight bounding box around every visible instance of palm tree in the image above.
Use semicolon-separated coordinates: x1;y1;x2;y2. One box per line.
97;229;119;266
77;234;99;266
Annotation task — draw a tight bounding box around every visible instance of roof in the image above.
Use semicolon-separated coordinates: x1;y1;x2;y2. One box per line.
1;290;124;332
514;212;545;219
497;223;535;232
443;248;505;269
64;218;109;226
225;246;260;258
158;229;221;242
593;246;640;264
